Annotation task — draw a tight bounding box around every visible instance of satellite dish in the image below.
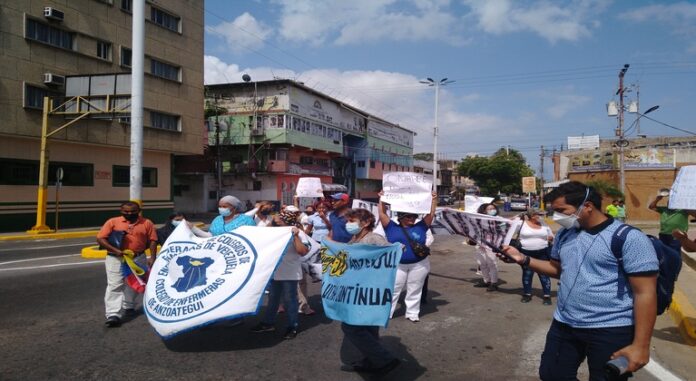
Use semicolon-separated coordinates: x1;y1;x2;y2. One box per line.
242;74;251;82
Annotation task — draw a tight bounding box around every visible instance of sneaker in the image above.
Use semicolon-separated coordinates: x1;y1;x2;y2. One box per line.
341;359;371;373
406;316;419;323
521;295;532;303
250;323;275;333
283;327;298;339
473;281;491;288
104;316;121;328
542;296;552;305
123;308;138;318
486;283;498;292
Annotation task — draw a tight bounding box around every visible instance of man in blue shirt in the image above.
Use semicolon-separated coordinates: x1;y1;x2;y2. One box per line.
328;193;353;243
502;181;658;381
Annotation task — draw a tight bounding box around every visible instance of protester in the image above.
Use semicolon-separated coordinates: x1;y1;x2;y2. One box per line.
518;208;554;305
328;193;352;243
472;203;501;291
209;195;256;236
605;199;620;218
338;208;401;375
648;192;695;252
97;201;158;328
501;181;658;380
250;210;309;339
306;201;331;243
379;191;437;322
616;199;626;222
251;201;275;227
156;212;210;245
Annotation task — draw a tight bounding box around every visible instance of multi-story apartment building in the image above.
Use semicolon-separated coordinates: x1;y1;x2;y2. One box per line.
0;0;204;232
174;80;414;212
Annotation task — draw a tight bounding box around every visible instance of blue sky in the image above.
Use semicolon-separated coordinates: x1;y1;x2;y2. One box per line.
203;0;696;179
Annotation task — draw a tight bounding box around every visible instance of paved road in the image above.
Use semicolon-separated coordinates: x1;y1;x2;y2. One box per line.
0;235;690;380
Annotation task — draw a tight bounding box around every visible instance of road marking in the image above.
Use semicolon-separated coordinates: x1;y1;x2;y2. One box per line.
644;358;683;381
0;261;102;272
0;254;83;266
1;242;92;252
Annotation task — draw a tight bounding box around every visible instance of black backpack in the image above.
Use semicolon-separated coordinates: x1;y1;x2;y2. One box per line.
610;224;682;315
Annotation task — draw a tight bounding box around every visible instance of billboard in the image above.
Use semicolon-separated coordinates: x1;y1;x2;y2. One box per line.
567;148;675;172
567;135;600;150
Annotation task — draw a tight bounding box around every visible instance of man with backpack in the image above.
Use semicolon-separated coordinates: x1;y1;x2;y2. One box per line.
500;181;659;381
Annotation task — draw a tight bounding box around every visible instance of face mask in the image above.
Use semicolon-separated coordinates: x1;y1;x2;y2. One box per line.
486;209;497;216
171;220;182;227
260;209;272;216
122;213;138;222
218;207;231;217
552;212;579;229
346;222;361;235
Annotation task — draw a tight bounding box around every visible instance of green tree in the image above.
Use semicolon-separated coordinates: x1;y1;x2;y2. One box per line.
457;148;534;195
413;152;433;161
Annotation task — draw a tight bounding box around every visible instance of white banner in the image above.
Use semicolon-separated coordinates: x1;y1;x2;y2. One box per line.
144;223;292;338
437;208;521;249
669;165;696;210
464;195;494;213
296;177;323;198
381;171;433;214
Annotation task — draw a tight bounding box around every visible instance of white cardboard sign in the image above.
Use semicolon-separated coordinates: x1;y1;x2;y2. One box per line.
380;171;433;214
296;177;323;198
669;165;696;210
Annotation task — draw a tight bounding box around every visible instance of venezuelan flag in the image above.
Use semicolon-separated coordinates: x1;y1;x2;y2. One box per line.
120;250;150;294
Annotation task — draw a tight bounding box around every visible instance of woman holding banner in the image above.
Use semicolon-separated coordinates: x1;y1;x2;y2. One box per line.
379;191;437;323
209;195;256;236
473;203;501;291
338;208;401;375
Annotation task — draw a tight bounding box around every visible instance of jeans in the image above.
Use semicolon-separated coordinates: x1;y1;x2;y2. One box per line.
262;280;299;329
540;320;634;381
521;248;552;296
659;233;681;253
340;323;395;368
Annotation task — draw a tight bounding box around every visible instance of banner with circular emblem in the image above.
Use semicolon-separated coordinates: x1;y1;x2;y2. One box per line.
144;223;292;338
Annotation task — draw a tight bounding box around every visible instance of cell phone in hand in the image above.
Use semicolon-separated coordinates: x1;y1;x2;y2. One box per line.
479;238;517;263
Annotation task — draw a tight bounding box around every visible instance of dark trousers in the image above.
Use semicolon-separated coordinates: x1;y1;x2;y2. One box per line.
340;323;394;368
659;233;681;253
540;320;634;381
521;248;552;296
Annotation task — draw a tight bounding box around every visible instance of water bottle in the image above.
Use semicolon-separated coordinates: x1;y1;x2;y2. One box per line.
605;356;629;380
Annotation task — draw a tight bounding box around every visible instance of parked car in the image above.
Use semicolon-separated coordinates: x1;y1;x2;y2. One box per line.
509;198;528;211
438;195;453;205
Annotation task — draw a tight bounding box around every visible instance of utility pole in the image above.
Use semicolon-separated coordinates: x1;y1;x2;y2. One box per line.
635;83;641;135
617;64;629;195
130;0;145;206
419;77;454;196
539;146;545;209
214;94;222;200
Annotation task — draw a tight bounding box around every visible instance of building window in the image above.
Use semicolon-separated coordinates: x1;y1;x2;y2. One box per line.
370;160;375;168
0;158;93;186
150;111;180;131
120;0;132;12
299;156;313;165
96;41;111;60
269;150;287;161
120;47;131;67
113;165;157;187
150;59;180;81
357;161;366;168
151;7;180;32
25;19;74;50
23;84;60;110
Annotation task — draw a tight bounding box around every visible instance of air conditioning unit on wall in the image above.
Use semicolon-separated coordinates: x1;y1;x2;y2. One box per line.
44;7;65;21
43;73;65;86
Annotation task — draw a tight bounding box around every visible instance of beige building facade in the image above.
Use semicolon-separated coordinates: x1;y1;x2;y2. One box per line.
0;0;204;232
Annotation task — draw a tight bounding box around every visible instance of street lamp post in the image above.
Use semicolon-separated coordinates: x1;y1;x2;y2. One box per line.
420;77;454;196
617;64;629;195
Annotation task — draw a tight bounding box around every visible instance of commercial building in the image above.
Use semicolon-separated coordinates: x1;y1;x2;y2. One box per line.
0;0;204;232
174;79;415;212
553;136;696;221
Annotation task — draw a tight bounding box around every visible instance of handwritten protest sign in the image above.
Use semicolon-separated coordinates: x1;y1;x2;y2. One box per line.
464;195;494;213
321;239;402;327
381;171;433;214
352;199;392;237
144;223;292;338
437;208;521;249
669;165;696;210
296;177;323;198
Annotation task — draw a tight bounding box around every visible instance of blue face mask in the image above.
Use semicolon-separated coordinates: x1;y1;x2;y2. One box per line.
218;207;232;217
346;222;361;235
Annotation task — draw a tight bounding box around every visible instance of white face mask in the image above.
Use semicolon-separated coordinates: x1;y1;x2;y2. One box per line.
218;207;231;217
171;220;182;227
486;209;497;216
346;222;361;235
552;188;589;229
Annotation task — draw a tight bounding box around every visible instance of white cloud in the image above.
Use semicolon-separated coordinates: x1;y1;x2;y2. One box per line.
207;12;273;53
620;2;696;52
274;0;467;46
464;0;608;43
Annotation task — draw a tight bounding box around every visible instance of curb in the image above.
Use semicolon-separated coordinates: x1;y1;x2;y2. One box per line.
668;288;696;343
0;230;99;242
80;245;160;259
681;250;696;272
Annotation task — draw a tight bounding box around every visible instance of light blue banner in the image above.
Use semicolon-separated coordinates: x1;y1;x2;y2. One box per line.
320;240;402;327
